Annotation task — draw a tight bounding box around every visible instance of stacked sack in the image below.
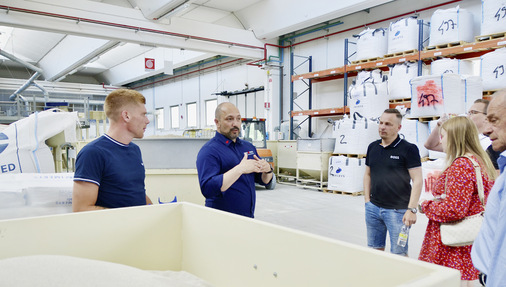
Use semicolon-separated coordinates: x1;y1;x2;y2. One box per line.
399;118;430;158
387;16;429;54
354;28;388;61
348;75;389;120
389;62;428;100
428;5;474;47
332;114;379;155
328;156;366;193
481;47;506;90
481;0;506;36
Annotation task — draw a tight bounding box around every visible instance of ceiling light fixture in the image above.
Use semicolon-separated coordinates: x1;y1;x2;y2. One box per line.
156;1;191;20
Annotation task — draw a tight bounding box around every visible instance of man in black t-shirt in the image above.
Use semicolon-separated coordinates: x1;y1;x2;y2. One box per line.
364;108;423;256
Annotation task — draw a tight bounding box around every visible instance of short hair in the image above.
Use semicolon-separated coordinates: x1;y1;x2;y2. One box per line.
382;108;403;123
441;116;496;180
491;88;506;107
473;99;490;111
104;89;146;121
215;102;237;120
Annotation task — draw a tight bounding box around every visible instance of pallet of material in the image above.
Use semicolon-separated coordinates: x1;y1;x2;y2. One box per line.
323;189;364;196
383;50;418;59
350;57;381;64
389;98;411;103
425;41;468;50
332;153;366;159
475;32;506;42
406;116;440;123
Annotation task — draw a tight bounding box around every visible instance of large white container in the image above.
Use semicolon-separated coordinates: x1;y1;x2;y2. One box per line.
481;0;506;36
410;74;478;117
328;156;366;193
388;61;426;100
356;69;384;85
388;17;428;54
349;80;389;119
430;58;474;76
0;203;460;286
297;138;335;152
354;28;388;61
429;6;474;46
400;119;430;158
481;47;506;90
332;116;379;155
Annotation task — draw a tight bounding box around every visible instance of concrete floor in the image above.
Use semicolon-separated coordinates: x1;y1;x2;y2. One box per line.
255;182;429;260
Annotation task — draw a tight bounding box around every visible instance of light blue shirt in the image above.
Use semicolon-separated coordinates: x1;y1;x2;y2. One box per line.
471;152;506;287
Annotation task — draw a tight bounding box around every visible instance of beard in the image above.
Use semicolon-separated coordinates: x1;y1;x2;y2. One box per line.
221;127;240;140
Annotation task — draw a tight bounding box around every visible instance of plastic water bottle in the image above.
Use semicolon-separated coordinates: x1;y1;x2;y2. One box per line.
397;224;410;247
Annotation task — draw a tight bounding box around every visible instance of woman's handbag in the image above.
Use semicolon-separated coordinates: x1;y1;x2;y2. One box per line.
440;155;485;247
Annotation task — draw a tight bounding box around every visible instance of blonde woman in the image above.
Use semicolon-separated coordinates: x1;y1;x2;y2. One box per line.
418;116;496;286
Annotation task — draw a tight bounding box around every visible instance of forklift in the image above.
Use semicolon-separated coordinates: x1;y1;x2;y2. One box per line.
240;117;274;169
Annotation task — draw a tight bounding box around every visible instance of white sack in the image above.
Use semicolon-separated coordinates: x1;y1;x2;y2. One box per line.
388;61;427;100
430;58;475;76
399;119;430;158
429;6;474;46
356;69;384;85
328;156;366;193
0;110;79;174
388;17;429;54
349;80;389;119
354;28;388;61
481;47;506;90
481;0;506;36
332;115;379;155
428;120;447;159
410;74;468;117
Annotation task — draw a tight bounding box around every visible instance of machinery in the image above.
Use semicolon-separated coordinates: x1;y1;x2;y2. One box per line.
240;117;273;169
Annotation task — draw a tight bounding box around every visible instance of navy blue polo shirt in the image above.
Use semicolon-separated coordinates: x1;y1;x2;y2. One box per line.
366;135;421;209
196;132;268;218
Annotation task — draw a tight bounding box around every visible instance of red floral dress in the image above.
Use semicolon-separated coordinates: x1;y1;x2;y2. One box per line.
418;156;494;280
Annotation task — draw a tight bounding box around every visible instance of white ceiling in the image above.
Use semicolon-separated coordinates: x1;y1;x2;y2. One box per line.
0;0;394;87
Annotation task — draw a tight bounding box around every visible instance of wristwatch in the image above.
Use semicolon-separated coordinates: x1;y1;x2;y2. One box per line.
409;208;417;214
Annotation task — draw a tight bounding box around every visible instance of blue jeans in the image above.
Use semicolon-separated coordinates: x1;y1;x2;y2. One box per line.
365;201;409;256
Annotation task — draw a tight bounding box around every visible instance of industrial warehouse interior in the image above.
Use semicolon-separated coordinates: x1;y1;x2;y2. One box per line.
0;0;504;286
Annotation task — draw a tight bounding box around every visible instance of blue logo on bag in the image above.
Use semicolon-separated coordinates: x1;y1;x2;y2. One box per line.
335;167;342;174
395;31;400;36
0;133;8;154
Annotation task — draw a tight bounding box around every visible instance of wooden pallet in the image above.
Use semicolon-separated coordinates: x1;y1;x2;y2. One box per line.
350;57;381;64
323;189;364;196
483;90;498;96
332;153;366;159
407;116;440;122
425;41;468;51
384;50;417;59
475;32;506;42
389;98;411;103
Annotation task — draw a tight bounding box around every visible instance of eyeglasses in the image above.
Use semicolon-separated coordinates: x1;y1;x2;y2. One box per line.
467;110;487;116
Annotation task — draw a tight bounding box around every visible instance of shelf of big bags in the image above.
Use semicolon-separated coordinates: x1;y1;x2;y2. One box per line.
291;66;345;82
290;106;349;118
420;36;506;61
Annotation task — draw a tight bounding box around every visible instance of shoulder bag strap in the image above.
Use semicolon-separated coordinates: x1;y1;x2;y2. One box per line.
444;155;485;209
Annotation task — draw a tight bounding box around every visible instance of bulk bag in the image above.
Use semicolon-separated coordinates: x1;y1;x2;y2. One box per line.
481;47;506;90
328;156;366;193
429;6;474;46
481;0;506;36
421;158;446;201
0;109;79;174
356;69;383;85
410;74;466;117
332;115;379;155
428;120;447;159
388;17;428;54
462;75;484;112
354;28;388;61
399;119;430;158
349;79;389;119
388;61;427;100
430;58;474;75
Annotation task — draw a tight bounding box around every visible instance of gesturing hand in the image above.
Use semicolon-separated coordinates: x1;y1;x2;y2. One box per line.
253;155;272;173
238;153;270;174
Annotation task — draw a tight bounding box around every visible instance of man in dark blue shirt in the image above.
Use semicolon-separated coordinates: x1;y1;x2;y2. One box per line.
196;102;273;217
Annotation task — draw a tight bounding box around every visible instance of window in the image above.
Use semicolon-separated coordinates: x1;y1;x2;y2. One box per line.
205;99;217;126
170;105;179;129
155;108;164;130
186;102;197;128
